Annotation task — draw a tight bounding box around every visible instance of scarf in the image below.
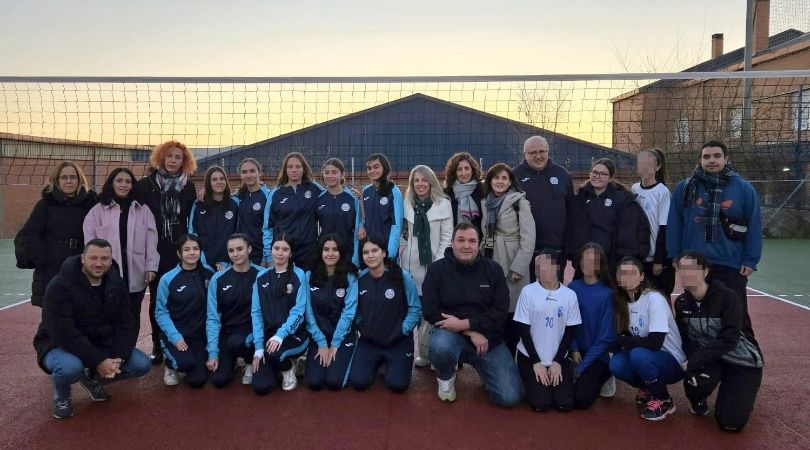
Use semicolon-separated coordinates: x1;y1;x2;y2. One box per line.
682;164;734;242
156;168;188;243
452;180;480;224
413;197;434;266
485;189;512;242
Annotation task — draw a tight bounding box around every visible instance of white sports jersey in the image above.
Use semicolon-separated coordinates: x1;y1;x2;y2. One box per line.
514;282;582;367
627;290;686;363
632;182;671;262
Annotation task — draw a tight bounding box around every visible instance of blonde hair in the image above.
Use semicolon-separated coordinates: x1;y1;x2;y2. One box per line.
406;165;446;204
45;161;89;194
149;140;197;175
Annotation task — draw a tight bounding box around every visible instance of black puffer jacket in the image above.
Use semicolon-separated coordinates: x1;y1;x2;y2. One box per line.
33;255;136;373
15;187;96;306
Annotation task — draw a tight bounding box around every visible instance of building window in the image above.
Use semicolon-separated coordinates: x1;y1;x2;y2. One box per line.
676;117;690;144
795;89;810;132
730;106;743;139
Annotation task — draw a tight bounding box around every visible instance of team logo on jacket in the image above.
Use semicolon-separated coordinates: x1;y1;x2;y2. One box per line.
286;283;294;294
177;285;187;292
253;202;261;211
310;286;320;292
318;204;326;210
359;290;368;295
384;288;395;299
262;282;270;288
521;177;530;183
380;197;389;206
336;288;346;298
304;190;312;199
225;211;234;220
222;285;233;291
550;176;559;185
199;209;206;215
604;198;613;207
363;196;370;201
341;203;350;212
280;198;289;204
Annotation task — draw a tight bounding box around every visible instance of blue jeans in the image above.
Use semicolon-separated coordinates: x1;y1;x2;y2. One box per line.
42;347;151;400
428;328;521;408
609;347;683;400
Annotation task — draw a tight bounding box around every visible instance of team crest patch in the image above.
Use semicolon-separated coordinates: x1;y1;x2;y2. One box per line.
199;209;207;215
380;197;389;206
336;288;346;298
304;190;312;199
253;202;261;211
604;198;613;207
384;288;395;299
341;203;351;212
225;211;234;220
286;284;294;294
550;176;559;185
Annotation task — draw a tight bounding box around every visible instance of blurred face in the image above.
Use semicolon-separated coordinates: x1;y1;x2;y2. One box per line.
58;166;79;196
321;240;340;268
81;245;113;282
362;241;385;270
677;257;708;290
210;171;228;195
413;172;431;199
580;248;600;279
271;240;292;268
489;170;510;196
700;146;728;173
366;159;384;182
240;162;261;188
112;171;133;198
617;262;644;293
589;163;611;191
451;228;480;264
227;238;251;266
178;239;201;266
637;152;659;180
524;139;549;171
535;254;559;285
456;160;474;184
163;147;185;173
285;157;304;184
322;164;343;188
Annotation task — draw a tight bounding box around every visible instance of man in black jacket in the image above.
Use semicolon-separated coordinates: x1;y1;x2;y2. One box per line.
421;223;521;407
674;250;763;432
33;239;151;419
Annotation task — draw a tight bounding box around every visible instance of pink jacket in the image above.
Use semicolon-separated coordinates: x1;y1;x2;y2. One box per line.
83;200;160;293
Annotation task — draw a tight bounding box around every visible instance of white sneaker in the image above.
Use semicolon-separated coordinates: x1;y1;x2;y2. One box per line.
414;357;430;368
163;366;180;386
281;367;298;391
437;374;456;402
241;365;253;385
600;376;616;398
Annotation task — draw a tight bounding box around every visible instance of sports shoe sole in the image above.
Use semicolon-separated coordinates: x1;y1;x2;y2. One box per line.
642;404;677;421
690;404;710;416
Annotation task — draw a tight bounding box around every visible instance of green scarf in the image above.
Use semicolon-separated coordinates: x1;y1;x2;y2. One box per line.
413;197;434;266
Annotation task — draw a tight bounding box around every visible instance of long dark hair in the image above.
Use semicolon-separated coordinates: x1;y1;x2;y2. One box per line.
98;167;136;205
577;242;616;290
310;233;357;289
236;158;263;196
202;165;231;209
366;153;394;197
639;148;668;184
359;235;403;288
278;152;315;187
613;256;658;333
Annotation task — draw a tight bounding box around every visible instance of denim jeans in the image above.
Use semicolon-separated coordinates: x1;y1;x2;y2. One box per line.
42;347;151;399
609;347;683;399
428;328;521;407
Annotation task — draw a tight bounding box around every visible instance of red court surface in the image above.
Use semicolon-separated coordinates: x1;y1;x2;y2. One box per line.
1;292;808;450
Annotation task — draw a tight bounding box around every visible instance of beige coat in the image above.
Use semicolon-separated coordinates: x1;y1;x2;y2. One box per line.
399;196;453;295
481;191;536;312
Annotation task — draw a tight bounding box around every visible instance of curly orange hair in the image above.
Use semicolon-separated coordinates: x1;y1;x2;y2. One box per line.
149;140;197;175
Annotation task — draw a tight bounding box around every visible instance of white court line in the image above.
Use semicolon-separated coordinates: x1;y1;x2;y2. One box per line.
748;287;810;311
0;298;30;311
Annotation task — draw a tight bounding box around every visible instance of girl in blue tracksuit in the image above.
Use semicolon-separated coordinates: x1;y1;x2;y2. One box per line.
206;233;262;388
358;153;403;260
155;234;215;388
266;152;324;272
567;242;616;409
304;234;359;390
350;236;421;393
234;158;272;266
189;166;239;270
316;158;361;267
250;233;310;395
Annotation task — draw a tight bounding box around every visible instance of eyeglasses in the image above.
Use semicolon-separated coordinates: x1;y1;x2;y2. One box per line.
59;175;79;181
590;170;610;178
524;150;547;157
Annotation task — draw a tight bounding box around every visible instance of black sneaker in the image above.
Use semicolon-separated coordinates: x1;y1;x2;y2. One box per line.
641;398;676;421
79;375;110;402
689;398;710;416
53;397;73;419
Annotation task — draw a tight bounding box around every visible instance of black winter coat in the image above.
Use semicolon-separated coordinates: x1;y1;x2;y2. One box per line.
33;255;137;373
15;187;96;306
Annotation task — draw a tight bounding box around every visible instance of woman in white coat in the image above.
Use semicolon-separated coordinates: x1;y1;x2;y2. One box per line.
481;163;536;356
399;165;453;367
